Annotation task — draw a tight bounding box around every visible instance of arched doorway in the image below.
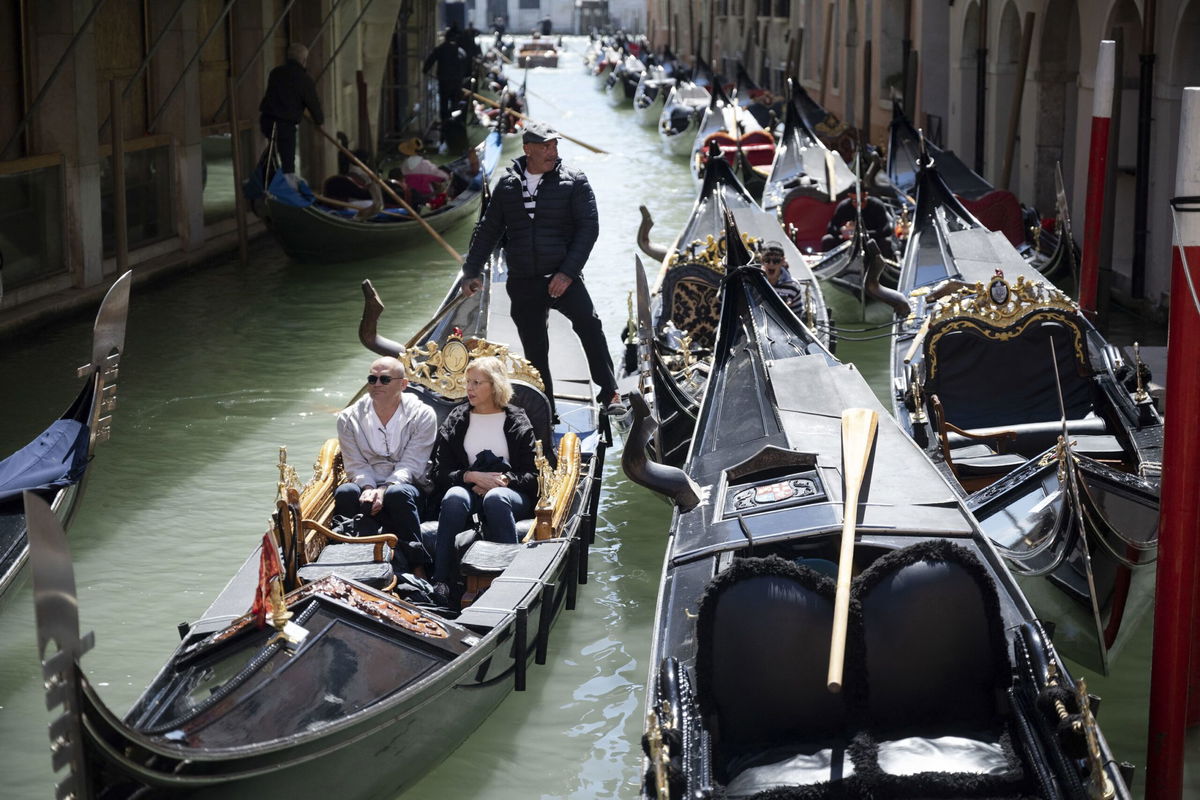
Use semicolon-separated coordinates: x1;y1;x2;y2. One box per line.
1033;0;1080;213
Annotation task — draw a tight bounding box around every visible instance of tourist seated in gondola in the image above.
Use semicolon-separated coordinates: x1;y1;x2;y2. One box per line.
395;137;453;208
428;356;540;601
335;357;437;548
821;189;898;259
758;240;808;315
320;147;384;218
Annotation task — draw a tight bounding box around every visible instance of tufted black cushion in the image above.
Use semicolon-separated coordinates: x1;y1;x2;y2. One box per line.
696;556;848;757
296;542;395;589
855;540;1008;738
460;540;525;576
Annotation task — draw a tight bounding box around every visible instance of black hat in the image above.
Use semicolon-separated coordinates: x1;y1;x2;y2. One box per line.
522;121;561;144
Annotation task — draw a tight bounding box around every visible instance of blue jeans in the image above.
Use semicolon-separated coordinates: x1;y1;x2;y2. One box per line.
334;482;422;542
432;486;533;583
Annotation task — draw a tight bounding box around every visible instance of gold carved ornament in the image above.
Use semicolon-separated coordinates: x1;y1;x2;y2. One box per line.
525;432;582;542
662;231;761;275
922;274;1087;380
400;333;544;399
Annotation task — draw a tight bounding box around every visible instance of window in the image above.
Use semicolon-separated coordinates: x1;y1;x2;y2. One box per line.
101;143;175;255
0;163;66;288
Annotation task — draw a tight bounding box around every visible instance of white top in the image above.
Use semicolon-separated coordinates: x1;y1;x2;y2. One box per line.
336;393;437;487
524;171;544;196
463;411;509;466
402;154;448;178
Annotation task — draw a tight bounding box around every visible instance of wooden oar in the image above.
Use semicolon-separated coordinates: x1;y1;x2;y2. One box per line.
310;123;463;263
465;90;609;154
827;407;879;693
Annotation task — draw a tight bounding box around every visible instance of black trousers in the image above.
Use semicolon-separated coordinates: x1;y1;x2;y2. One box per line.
507;275;617;411
259;115;298;174
438;80;462;121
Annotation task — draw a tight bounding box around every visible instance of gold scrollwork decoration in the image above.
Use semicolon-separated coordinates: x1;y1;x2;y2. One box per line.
400;333;544;399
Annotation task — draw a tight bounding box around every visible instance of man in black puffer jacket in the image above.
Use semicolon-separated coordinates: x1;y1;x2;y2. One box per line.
460;122;618;416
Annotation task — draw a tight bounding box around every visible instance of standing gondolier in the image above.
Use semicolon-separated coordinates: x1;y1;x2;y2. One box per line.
460;121;619;417
259;43;324;179
423;29;468;123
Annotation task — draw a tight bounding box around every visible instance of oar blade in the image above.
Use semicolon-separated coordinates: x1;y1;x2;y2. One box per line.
840;408;879;483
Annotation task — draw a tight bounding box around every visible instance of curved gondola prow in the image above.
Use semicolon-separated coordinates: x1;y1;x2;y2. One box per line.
912;155;986;235
620;391;701;511
84;270;132;456
25;491;95;800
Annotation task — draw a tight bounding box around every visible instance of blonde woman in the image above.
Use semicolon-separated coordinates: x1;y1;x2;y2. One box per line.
429;357;540;599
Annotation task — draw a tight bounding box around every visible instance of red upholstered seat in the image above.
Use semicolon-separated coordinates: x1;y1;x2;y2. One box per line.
740;130;776;168
782;195;838;252
958;190;1025;247
702;132;740;166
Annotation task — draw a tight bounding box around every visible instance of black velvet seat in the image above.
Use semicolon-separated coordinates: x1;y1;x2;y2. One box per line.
296;542;395;589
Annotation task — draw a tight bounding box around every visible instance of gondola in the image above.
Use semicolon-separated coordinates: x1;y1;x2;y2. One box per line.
264;130;503;262
27;260;612;798
516;34;558;68
657;58;715;156
633;64;673;127
622;228;1133;800
732;64;784;131
689;80;775;202
888;102;1047;260
889;152;1161;674
604;53;645;106
624;143;831;468
0;270;130;599
762;79;857;253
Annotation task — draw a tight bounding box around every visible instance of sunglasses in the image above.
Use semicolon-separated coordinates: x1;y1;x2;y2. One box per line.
763;256;784;264
366;375;394;385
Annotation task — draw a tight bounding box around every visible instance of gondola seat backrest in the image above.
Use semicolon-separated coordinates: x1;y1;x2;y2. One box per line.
659;263;723;350
854;540;1009;737
696;556;847;755
509;379;556;468
781;193;838;252
958;190;1025;248
925;311;1093;431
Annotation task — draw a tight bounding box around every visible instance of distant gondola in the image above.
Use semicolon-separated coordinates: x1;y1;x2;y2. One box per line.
27;259;612;798
689;79;775;202
0;270;130;598
623;144;831;468
623;233;1132;800
890;152;1161;674
633;63;674;127
888;102;1048;260
657;59;714;157
605;53;645;106
762;79;857;253
263;130;502;262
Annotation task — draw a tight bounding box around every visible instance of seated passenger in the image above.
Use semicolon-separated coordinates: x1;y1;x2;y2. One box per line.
321;148;383;218
759;240;807;315
820;189;898;260
335;357;437;545
429;356;540;599
396;137;451;207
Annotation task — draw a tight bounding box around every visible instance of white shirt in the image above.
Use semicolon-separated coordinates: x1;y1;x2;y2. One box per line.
524;171;544;196
336;393;437;487
463;411;509;466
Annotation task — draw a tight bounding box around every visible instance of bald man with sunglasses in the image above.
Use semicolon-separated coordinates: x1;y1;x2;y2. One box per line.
334;357;437;542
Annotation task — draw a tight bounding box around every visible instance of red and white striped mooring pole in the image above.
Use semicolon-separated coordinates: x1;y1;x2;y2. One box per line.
1146;85;1200;800
1078;40;1116;318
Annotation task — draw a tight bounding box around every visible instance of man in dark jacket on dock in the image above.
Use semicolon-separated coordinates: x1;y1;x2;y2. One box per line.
259;43;324;177
460;122;619;416
423;29;468;122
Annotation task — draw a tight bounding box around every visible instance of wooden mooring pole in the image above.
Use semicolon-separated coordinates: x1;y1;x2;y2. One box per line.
227;73;249;267
110;80;128;273
1146;86;1200;800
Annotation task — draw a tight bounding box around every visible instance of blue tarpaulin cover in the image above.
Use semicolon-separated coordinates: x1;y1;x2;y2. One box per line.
0;419;89;503
267;170;315;207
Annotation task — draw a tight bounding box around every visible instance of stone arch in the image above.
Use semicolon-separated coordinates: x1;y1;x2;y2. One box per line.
1034;0;1080;213
1169;0;1200;86
958;2;981;169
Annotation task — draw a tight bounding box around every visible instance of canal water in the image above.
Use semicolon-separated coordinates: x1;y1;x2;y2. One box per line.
0;37;1184;798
